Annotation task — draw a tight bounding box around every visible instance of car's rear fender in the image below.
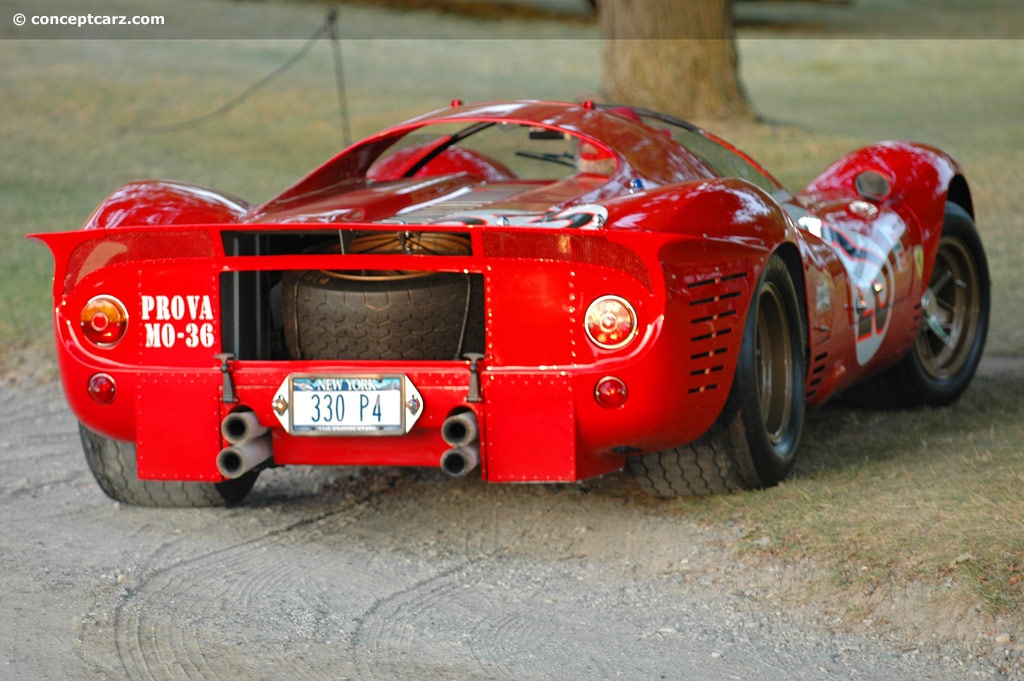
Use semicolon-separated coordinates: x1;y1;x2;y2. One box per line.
80;180;250;231
601;176;795;245
596;178;808;442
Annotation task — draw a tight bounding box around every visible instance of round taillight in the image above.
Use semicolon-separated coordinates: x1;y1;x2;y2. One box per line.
87;373;117;405
80;295;128;346
594;376;628;409
584;295;637;349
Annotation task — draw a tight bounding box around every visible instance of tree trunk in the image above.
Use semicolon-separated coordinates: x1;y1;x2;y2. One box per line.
600;0;754;120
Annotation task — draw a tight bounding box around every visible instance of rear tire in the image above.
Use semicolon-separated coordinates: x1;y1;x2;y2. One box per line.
283;270;472;361
79;424;257;507
629;254;806;497
282;233;477;361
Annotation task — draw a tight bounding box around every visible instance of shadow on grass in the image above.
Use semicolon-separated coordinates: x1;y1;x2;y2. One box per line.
794;355;1024;480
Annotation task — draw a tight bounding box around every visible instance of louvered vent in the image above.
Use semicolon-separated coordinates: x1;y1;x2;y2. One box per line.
806;351;829;400
686;272;748;394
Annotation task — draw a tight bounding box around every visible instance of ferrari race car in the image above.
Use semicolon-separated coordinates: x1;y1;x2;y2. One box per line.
31;99;990;506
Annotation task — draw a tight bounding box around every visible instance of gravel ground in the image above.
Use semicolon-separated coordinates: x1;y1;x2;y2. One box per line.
1;378;1019;680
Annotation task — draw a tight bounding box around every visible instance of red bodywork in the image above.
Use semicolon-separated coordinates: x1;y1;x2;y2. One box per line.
31;100;970;484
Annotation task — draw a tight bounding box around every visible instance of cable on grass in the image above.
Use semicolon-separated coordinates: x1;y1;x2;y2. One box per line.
122;6;349;145
326;6;352;148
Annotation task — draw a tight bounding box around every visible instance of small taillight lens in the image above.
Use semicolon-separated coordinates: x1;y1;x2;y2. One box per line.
87;373;117;405
80;295;128;346
594;376;628;409
585;295;637;349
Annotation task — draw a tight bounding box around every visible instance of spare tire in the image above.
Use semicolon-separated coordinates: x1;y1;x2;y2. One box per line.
282;233;475;361
283;270;473;360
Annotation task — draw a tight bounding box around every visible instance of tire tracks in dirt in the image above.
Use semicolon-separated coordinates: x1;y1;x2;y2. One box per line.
77;492;381;679
4;377;1015;679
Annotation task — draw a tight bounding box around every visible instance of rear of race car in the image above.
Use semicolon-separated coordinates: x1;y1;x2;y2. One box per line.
32;217;756;490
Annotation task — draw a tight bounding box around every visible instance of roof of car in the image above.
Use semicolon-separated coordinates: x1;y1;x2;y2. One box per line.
261;100;714;209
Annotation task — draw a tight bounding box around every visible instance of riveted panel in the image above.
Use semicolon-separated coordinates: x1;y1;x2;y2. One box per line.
482;371;576;482
136;372;223;481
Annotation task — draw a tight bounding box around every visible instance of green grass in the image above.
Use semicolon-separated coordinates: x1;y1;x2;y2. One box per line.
679;362;1024;627
3;0;1022;636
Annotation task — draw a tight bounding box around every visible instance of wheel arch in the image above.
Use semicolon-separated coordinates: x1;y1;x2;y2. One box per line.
770;241;809;358
773;242;805;309
946;174;974;220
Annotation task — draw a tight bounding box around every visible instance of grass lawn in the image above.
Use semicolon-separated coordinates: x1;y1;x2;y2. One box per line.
3;0;1022;641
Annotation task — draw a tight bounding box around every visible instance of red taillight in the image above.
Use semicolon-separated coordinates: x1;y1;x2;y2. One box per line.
594;376;628;409
80;295;128;346
87;373;117;405
584;295;637;349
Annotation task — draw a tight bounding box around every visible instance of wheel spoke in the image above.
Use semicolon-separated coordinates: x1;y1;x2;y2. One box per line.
929;267;954;296
925;315;952;346
914;230;985;381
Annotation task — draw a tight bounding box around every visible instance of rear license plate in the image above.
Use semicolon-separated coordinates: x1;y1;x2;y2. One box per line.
276;375;422;436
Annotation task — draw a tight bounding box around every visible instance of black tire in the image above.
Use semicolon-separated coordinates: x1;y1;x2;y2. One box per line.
840;203;989;409
79;424;257;507
882;203;989;406
282;270;473;361
629;254;806;496
282;233;477;361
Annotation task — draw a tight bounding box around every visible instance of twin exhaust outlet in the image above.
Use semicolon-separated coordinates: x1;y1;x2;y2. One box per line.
216;408;481;480
440;411;480;478
217;410;272;479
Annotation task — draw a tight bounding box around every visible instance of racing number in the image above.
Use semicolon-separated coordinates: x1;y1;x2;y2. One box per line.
826;217;905;365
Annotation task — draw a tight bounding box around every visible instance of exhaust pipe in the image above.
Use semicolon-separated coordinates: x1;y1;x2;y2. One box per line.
217;436;272;479
440;445;480;478
440;410;480;478
218;409;272;478
441;411;478;449
221;410;268;445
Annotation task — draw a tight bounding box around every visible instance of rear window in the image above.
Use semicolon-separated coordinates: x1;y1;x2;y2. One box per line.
368;122;616;182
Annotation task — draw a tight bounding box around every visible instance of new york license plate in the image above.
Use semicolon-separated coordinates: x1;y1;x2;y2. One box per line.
288;375;410;435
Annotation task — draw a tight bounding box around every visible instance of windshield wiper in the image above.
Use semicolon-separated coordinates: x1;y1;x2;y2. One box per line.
514;150;576;169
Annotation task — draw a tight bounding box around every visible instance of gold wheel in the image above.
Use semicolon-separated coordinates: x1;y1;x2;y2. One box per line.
915;235;982;380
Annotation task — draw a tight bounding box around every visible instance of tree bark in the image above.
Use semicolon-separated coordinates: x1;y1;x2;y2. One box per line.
600;0;754;120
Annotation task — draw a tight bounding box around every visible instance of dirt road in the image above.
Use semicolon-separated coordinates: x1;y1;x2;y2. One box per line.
0;379;1006;680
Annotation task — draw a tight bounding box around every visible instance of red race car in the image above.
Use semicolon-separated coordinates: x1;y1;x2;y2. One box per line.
31;99;989;506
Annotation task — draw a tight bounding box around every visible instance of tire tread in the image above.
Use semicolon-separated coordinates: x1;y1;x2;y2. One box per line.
79;424;255;507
